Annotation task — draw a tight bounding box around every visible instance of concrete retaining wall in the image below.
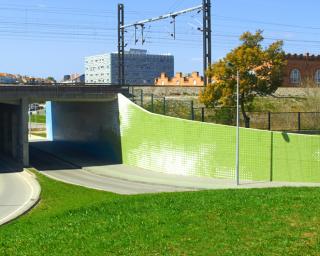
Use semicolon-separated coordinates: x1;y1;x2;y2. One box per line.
46;100;122;163
132;86;320;98
118;94;320;183
274;87;320;97
131;86;203;97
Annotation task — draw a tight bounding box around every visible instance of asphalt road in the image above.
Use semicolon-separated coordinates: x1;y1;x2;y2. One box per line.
0;158;39;225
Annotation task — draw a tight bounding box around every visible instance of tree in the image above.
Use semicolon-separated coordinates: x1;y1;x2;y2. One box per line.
200;30;286;128
47;76;56;83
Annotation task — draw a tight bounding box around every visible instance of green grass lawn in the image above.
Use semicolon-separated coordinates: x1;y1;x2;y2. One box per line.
29;115;46;124
1;171;320;255
31;132;47;138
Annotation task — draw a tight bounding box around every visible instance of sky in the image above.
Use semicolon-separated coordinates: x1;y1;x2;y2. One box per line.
0;0;319;80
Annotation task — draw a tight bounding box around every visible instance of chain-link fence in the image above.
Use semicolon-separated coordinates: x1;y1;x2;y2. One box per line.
132;89;195;120
130;89;320;134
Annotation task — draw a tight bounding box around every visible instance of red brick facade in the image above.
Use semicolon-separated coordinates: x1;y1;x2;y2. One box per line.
155;72;204;86
284;53;320;87
155;54;320;88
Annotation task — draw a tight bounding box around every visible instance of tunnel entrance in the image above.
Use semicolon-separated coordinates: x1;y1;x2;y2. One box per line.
0;103;19;159
29;99;122;171
0;101;26;170
27;102;47;142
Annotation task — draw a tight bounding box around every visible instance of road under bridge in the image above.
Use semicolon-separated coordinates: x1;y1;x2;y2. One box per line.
0;85;128;167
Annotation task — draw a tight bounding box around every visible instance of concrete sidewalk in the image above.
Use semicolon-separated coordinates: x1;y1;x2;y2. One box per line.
29;134;47;142
0;170;41;226
29;142;320;194
85;164;320;190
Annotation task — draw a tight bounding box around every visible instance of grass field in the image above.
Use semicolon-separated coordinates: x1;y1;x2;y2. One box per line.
1;171;320;255
31;131;47;138
29;115;46;124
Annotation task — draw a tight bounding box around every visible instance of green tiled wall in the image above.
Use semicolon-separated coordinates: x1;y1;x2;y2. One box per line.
272;132;320;182
118;94;320;182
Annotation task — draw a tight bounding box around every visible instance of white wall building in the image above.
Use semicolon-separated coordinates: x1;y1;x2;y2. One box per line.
85;49;174;85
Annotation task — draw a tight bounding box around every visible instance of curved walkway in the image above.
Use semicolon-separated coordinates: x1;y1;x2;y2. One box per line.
31;148;195;194
29;143;320;195
0;159;40;226
37;162;320;195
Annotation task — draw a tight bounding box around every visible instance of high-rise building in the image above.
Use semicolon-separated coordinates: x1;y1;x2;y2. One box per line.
85;49;174;85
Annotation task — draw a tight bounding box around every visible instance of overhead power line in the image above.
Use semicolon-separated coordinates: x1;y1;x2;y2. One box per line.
213;14;320;31
121;5;203;29
118;1;211;85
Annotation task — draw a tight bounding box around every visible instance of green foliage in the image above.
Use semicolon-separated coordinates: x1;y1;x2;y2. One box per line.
200;30;286;126
29;115;46;124
144;97;194;120
213;108;236;125
47;76;56;82
2;171;320;255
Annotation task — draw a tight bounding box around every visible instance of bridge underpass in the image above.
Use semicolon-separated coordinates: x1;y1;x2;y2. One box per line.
0;85;127;168
0;85;225;195
30;99;122;168
2;84;304;196
0;85;167;195
0;100;28;167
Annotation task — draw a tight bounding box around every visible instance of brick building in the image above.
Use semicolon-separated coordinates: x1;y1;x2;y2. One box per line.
155;72;204;86
284;53;320;87
155;53;320;88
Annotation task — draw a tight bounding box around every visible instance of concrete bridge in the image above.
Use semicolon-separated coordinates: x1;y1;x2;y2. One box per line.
0;85;128;167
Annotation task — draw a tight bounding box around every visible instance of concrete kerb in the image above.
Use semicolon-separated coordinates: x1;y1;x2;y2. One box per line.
0;169;41;226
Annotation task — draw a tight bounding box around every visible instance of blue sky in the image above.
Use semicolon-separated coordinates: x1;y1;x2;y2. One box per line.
0;0;319;79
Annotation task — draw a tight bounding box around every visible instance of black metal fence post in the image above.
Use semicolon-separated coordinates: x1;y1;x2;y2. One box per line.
130;88;135;103
201;107;205;122
268;112;271;130
140;89;143;107
163;97;166;115
151;94;154;113
298;112;301;132
190;101;194;120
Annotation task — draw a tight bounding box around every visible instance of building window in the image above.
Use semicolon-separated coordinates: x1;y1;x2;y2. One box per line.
315;70;320;85
290;69;301;84
193;79;197;86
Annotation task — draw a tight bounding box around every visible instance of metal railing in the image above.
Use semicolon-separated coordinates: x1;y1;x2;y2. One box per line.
193;108;320;133
131;90;320;134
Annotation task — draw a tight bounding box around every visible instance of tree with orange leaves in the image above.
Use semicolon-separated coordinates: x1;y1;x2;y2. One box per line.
200;30;285;128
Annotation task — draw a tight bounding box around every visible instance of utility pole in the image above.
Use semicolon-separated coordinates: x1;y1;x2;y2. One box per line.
117;2;211;86
118;4;125;85
236;70;240;185
203;0;212;86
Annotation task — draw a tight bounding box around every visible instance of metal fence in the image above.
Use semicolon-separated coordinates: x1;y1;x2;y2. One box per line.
131;90;320;134
193;108;320;133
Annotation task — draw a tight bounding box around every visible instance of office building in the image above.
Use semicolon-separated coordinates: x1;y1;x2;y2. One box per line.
85;49;174;85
